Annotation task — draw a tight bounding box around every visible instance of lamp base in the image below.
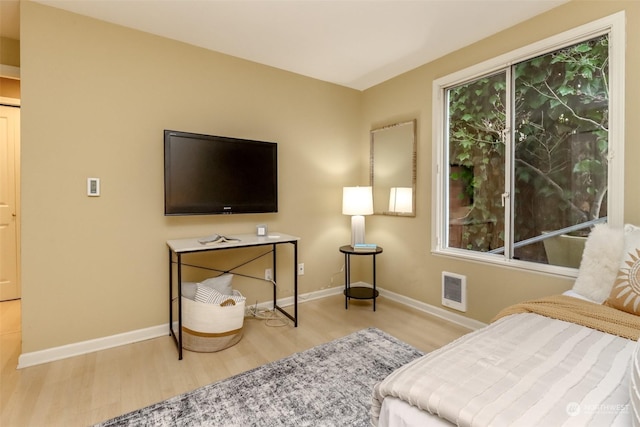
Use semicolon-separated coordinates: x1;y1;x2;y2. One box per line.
351;215;366;247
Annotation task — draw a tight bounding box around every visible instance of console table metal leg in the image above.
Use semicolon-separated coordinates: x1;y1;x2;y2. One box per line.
270;241;299;327
169;249;173;338
293;240;298;326
272;244;277;311
177;253;183;360
168;250;184;360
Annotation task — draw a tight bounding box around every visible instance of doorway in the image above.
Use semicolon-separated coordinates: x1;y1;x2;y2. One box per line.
0;102;20;301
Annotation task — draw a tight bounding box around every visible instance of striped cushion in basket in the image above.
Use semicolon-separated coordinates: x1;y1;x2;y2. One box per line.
195;284;246;305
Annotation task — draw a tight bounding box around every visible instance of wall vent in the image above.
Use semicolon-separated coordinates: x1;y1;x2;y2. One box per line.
442;272;467;312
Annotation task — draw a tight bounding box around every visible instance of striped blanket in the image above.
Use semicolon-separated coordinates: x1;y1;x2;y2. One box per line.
372;300;638;426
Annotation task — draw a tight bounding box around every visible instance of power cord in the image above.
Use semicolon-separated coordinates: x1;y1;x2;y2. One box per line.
244;300;289;327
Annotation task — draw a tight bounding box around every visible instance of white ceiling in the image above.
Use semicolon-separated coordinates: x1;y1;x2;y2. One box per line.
3;0;568;90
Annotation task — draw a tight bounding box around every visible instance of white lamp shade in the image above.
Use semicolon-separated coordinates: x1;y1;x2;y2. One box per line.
342;186;373;215
388;187;413;213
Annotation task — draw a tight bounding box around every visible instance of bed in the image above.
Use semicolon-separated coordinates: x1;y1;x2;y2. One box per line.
372;224;640;427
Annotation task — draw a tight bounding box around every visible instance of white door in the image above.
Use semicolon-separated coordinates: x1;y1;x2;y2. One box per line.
0;104;20;301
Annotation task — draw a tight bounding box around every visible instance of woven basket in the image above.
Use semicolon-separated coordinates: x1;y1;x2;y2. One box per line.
181;291;245;352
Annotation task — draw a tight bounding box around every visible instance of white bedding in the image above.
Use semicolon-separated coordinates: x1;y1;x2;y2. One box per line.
373;312;636;427
379;397;453;426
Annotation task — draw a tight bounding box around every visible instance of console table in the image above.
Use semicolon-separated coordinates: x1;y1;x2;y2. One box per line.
339;245;383;311
167;233;300;359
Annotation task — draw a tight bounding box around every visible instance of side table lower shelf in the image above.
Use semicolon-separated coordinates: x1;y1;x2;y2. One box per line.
344;287;380;300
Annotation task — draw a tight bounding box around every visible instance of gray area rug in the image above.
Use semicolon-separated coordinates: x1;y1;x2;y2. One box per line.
96;328;423;426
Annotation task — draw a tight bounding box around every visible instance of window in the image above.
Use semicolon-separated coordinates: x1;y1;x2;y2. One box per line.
433;13;625;274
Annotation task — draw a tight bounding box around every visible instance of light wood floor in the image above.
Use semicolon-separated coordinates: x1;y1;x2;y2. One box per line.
0;295;471;426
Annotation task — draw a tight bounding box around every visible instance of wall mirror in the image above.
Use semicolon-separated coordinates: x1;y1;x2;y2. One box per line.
370;119;416;216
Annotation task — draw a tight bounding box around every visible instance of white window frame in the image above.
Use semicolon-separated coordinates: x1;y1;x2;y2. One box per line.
431;12;625;277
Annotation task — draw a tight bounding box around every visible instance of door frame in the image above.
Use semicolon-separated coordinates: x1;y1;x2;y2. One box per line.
0;97;20;302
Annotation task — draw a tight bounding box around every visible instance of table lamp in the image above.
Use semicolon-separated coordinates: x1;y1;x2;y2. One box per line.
342;186;373;247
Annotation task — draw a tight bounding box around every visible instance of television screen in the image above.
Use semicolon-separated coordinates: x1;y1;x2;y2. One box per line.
164;130;278;215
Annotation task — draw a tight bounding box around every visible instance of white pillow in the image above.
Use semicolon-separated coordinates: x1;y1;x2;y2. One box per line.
572;223;624;303
562;289;594;302
194;284;246;305
181;282;198;300
200;273;234;295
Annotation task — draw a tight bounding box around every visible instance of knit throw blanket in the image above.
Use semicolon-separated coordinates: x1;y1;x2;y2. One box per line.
492;294;640;340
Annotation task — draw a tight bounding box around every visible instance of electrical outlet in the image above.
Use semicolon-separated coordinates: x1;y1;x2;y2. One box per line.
298;263;305;275
265;268;272;281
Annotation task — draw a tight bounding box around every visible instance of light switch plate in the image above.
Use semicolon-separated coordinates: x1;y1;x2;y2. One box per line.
87;178;100;196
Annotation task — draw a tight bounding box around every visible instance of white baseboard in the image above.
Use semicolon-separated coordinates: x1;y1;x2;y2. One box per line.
243;285;343;313
378;288;487;331
276;283;486;330
17;284;484;368
296;283;486;330
17;324;169;369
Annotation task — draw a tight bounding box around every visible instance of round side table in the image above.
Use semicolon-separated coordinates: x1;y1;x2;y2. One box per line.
339;245;383;311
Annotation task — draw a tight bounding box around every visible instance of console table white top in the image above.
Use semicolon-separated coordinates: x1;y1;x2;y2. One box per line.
167;232;300;253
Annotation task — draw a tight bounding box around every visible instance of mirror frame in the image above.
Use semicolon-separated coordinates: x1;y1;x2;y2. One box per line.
369;119;417;217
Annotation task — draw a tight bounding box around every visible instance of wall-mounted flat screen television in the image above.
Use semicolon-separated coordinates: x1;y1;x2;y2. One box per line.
164;130;278;215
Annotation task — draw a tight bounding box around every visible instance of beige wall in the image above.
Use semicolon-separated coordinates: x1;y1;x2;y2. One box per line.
362;0;640;322
20;2;362;352
19;0;640;354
